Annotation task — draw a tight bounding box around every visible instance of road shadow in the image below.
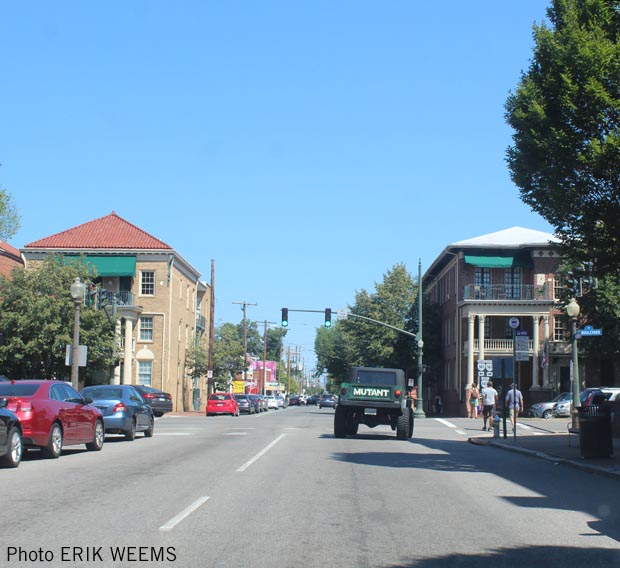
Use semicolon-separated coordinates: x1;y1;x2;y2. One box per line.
379;545;620;567
329;435;620;544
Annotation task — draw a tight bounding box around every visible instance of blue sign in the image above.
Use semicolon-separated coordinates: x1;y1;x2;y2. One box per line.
579;325;603;336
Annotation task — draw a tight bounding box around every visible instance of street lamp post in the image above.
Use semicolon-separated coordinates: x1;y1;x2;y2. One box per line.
566;297;581;429
70;277;86;391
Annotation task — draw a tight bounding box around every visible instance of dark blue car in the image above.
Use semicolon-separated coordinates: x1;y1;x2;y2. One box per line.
0;398;22;468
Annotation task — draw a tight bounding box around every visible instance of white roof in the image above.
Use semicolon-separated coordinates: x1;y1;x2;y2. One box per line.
450;227;558;249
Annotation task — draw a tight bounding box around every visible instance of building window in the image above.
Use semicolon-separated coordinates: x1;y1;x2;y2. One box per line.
140;317;154;342
553;275;564;300
138;361;152;386
553;316;567;341
141;271;155;296
474;267;491;298
505;268;522;299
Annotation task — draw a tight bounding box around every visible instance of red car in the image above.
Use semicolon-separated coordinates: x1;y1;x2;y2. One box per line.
206;393;239;417
0;380;105;458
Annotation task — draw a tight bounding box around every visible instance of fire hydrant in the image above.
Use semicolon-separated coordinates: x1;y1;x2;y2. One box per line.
492;415;501;438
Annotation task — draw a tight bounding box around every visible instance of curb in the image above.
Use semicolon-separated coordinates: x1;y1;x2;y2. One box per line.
469;436;620;481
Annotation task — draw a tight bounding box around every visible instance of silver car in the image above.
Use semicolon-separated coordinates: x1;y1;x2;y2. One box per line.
528;392;571;419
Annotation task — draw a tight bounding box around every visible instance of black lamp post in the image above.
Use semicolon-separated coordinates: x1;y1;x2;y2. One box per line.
566;297;581;428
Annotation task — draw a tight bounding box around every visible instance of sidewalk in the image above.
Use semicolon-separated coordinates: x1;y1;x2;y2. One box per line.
470;428;620;480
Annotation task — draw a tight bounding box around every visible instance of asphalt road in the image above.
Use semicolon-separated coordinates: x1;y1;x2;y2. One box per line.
2;409;620;568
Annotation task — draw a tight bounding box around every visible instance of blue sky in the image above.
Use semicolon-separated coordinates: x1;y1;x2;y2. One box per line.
0;1;553;374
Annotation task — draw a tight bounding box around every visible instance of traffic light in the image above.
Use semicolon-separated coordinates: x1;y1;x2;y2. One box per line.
324;308;332;328
86;284;96;307
565;271;581;297
98;288;108;309
281;308;288;327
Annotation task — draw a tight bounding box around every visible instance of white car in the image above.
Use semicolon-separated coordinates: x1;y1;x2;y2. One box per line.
265;396;279;410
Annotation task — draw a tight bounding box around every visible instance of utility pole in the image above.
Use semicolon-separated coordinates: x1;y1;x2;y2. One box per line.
207;260;216;396
262;320;268;395
232;300;257;384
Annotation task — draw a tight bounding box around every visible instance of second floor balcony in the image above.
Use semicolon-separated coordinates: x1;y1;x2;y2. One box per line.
463;283;551;302
100;290;134;307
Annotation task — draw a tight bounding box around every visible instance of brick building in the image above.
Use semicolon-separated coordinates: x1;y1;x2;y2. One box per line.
0;242;24;278
423;227;580;417
21;212;212;412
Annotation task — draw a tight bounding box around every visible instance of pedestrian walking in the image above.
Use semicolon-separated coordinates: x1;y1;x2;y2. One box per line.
481;380;498;431
469;382;479;419
505;383;524;432
434;394;443;415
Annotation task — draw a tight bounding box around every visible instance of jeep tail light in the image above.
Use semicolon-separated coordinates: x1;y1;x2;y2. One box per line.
395;389;402;398
113;402;127;413
341;387;347;396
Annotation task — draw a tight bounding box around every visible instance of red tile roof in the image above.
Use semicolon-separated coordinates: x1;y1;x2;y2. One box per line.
24;212;172;250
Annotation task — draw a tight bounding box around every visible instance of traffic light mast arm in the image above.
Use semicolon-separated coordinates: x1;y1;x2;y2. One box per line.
346;312;418;339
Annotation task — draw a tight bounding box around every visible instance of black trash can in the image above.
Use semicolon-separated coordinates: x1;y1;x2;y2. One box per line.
578;405;613;458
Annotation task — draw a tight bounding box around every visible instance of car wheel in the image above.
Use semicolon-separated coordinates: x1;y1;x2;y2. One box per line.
144;417;154;438
0;427;23;468
396;408;410;440
334;405;348;438
124;419;137;441
542;409;554;419
42;423;63;459
86;420;105;451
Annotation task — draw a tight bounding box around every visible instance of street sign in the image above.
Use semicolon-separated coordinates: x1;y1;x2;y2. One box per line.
579;325;602;336
477;360;493;387
515;331;529;362
337;308;349;320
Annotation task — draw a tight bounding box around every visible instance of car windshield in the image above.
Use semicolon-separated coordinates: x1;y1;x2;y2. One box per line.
0;383;40;397
354;370;397;386
82;387;123;399
210;394;229;401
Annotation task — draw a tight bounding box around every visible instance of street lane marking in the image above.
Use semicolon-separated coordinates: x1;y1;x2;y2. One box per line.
159;496;210;531
434;418;456;428
225;432;248;436
236;434;287;472
156;432;192;436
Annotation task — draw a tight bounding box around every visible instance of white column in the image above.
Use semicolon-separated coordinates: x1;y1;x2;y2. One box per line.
478;315;486;362
542;316;551;388
113;320;122;385
467;315;476;388
532;315;540;389
123;318;134;384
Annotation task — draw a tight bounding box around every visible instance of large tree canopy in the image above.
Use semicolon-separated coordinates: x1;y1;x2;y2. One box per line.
505;0;620;272
0;256;115;382
315;263;419;385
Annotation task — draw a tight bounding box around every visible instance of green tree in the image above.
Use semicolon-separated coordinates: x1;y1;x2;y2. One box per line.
0;188;20;241
212;322;245;387
0;256;115;383
315;263;418;386
505;0;620;273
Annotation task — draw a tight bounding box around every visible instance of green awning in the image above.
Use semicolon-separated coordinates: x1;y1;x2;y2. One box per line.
464;255;532;269
65;255;136;277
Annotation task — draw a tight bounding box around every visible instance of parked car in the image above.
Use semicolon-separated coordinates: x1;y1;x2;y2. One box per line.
553;399;572;418
0;380;104;458
234;394;255;414
0;398;22;468
289;395;301;406
319;394;338;409
584;387;620;407
248;394;263;413
81;385;154;440
265;395;279;410
276;395;286;409
527;392;571;419
206;393;239;417
133;385;173;417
